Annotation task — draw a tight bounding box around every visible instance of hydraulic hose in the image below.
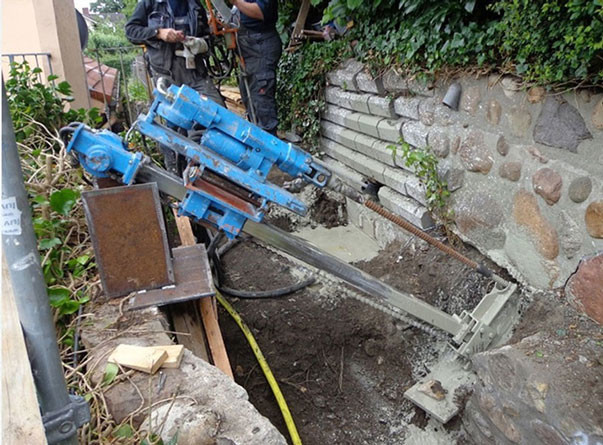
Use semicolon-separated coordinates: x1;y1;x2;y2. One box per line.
217;275;316;299
215;290;302;445
210;232;316;299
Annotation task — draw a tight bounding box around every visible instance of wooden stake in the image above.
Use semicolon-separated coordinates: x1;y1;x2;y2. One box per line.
2;260;47;444
172;210;234;379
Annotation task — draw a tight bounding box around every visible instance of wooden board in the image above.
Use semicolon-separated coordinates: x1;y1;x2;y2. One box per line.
289;0;311;48
172;211;234;379
170;301;210;362
148;345;185;368
108;344;168;374
2;259;47;445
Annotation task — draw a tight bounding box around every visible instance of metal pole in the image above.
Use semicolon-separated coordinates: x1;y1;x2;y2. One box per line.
2;82;89;444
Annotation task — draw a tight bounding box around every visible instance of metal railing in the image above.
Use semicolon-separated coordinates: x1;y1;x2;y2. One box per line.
2;52;54;84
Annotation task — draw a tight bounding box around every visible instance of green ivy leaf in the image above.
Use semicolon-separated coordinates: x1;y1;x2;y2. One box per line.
39;237;61;250
49;189;79;216
114;424;134;438
102;363;119;387
48;287;71;306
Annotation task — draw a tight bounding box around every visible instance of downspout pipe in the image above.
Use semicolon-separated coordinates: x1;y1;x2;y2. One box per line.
2;82;89;444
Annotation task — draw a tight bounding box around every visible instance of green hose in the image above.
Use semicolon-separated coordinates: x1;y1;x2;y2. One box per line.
215;291;302;445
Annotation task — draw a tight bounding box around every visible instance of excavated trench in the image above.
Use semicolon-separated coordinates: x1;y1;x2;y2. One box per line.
214;185;508;444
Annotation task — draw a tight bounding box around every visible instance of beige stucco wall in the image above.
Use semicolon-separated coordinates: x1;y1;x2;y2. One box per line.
2;0;90;109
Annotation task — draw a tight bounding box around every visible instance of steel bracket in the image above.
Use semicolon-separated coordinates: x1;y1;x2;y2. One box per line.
42;394;90;444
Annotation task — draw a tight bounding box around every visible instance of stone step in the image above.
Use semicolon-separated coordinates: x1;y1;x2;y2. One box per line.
325;86;372;114
377;187;434;229
320;137;386;183
321;121;407;168
319;156;370;193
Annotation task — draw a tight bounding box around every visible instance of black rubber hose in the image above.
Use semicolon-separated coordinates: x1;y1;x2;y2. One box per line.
209;235;316;299
216;275;316;299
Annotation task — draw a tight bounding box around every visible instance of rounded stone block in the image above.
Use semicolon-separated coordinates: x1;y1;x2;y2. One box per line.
532;168;562;205
568;176;592;203
585;201;603;238
499;162;522;182
566;253;603;324
513;190;559;260
458;131;493;174
486;99;501;125
496;136;509;156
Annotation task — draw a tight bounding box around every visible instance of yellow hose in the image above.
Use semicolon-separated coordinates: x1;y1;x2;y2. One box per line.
215;291;302;445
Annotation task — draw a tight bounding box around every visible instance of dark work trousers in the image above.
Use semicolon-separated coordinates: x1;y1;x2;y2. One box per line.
152;56;225;174
237;29;282;135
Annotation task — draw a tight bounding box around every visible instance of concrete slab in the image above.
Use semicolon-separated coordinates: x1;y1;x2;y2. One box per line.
402;120;429;148
295;224;380;263
355;70;386;95
382;166;413;196
320;156;369;193
322;105;352;127
343;112;362;132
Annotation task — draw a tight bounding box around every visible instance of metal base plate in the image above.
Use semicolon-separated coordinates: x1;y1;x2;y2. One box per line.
404;356;476;424
82;183;174;298
127;244;214;310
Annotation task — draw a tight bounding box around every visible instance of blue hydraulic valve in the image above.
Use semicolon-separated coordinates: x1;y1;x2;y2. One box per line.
66;84;331;238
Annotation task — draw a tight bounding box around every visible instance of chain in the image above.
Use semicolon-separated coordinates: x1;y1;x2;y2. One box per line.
247;237;448;340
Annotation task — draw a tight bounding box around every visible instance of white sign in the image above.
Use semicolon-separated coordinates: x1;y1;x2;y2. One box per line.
2;197;22;236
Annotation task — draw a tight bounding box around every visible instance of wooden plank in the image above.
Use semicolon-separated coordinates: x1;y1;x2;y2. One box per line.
170;301;210;362
2;259;48;445
170;209;211;361
173;211;234;379
107;345;165;373
148;345;185;369
290;0;311;44
108;344;168;374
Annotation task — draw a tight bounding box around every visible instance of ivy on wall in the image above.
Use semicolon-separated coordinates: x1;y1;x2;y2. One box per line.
277;0;603;140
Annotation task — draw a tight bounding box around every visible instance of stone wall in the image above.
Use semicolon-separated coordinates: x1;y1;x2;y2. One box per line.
320;59;603;290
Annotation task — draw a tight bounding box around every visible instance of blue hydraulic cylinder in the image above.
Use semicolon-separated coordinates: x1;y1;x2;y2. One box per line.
143;84;330;187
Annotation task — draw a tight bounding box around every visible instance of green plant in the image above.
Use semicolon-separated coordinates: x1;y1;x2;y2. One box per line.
6;62;99;327
392;139;452;220
128;79;149;103
6;63;101;141
492;0;603;83
277;39;350;145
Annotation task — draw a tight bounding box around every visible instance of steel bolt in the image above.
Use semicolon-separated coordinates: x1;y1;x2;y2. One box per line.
59;421;74;434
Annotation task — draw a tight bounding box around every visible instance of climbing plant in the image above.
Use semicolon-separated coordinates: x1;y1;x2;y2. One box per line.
277;39;350;145
390;139;452;223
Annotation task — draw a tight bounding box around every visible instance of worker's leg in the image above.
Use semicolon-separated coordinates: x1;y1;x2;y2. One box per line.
238;31;282;134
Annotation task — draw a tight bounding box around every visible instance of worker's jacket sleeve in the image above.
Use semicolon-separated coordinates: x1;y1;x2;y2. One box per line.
125;0;158;45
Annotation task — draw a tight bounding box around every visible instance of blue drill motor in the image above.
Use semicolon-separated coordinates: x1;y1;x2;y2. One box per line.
66;83;330;238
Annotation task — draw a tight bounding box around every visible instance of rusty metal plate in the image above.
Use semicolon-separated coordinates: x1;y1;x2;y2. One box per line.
127;244;214;310
82;183;174;298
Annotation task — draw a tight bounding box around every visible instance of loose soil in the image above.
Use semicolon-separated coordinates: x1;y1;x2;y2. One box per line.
217;218;506;444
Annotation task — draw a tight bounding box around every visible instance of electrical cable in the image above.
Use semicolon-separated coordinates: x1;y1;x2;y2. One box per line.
215;290;302;445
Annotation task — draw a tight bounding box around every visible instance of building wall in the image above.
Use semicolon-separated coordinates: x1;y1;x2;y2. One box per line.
2;0;90;109
322;59;603;290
